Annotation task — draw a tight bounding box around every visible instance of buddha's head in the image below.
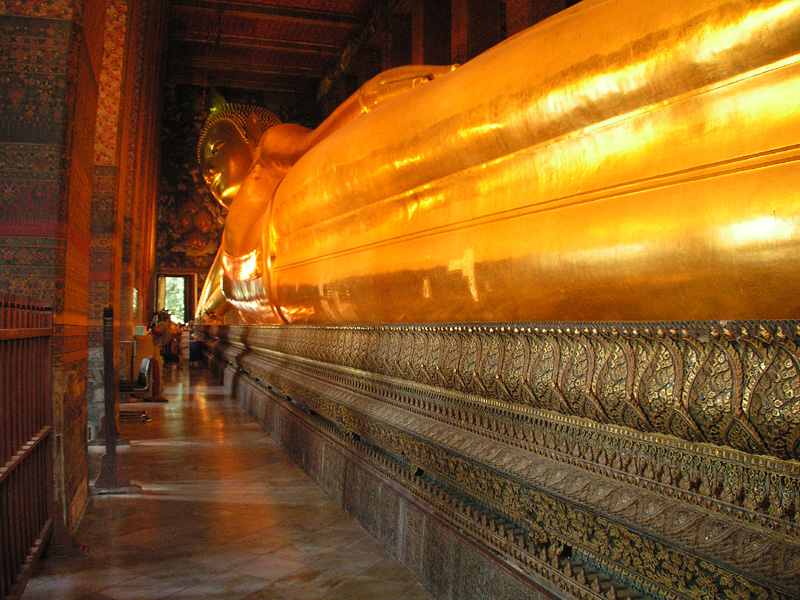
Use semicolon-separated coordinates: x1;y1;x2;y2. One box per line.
198;105;280;208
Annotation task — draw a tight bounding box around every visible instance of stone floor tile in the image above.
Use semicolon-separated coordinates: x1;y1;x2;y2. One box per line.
361;556;423;584
396;582;439;600
226;527;295;555
322;574;416;600
310;537;389;571
19;570;131;600
265;564;359;596
188;545;264;571
242;582;328;600
99;574;189;600
161;570;272;600
231;553;307;582
144;556;220;587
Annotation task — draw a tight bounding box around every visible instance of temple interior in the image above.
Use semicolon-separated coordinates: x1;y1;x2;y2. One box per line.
2;1;799;599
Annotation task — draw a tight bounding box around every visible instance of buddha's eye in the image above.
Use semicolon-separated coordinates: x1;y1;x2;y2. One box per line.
210;141;226;157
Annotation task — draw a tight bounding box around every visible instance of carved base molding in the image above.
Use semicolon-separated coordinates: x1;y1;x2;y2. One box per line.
199;321;800;600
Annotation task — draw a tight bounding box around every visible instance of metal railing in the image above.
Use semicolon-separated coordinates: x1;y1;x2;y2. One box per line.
0;295;53;600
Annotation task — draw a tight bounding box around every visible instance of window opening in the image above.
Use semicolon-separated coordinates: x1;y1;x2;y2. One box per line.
164;277;185;323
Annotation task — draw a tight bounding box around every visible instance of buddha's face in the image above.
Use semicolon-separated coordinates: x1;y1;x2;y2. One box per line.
200;120;253;209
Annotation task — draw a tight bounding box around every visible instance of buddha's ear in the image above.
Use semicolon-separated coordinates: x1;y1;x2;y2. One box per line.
244;111;265;147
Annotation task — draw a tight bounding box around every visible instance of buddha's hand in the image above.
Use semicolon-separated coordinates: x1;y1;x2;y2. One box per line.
358;64;458;114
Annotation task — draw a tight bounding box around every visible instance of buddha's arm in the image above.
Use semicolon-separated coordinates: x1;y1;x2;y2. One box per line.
258;65;458;171
195;245;228;318
353;64;459;115
313;65;457;141
222;163;283;257
239;66;458;231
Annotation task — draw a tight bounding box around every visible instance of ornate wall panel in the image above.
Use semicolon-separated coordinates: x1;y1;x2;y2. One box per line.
0;5;95;533
93;0;126;166
87;0;128;440
0;16;71;144
157;84;226;273
201;321;800;600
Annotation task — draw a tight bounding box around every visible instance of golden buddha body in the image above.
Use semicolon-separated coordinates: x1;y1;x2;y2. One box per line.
198;0;800;325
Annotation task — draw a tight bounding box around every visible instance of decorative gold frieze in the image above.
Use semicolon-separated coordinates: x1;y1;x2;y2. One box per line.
203;321;800;460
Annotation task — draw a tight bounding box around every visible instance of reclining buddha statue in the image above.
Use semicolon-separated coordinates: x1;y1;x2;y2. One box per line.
197;0;800;325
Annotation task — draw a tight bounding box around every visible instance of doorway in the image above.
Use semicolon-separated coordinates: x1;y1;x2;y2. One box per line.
156;274;197;324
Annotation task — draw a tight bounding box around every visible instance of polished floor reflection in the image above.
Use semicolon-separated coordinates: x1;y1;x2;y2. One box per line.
22;365;435;600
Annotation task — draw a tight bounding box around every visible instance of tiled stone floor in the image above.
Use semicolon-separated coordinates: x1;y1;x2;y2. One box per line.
22;364;436;600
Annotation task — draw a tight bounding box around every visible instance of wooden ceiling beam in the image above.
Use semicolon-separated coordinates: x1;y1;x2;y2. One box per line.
317;0;404;100
168;69;318;94
170;0;363;26
167;56;325;78
170;32;339;55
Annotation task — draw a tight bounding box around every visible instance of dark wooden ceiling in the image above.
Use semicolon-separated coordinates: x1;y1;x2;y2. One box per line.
166;0;404;98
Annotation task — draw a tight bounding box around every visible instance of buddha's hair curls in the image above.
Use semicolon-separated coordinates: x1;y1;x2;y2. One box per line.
197;104;281;164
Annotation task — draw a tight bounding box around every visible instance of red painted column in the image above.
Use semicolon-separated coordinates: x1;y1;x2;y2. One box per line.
411;0;452;65
383;13;412;69
451;0;504;64
506;0;567;36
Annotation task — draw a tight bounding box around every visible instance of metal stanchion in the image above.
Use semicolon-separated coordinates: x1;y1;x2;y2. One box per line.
92;306;140;495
